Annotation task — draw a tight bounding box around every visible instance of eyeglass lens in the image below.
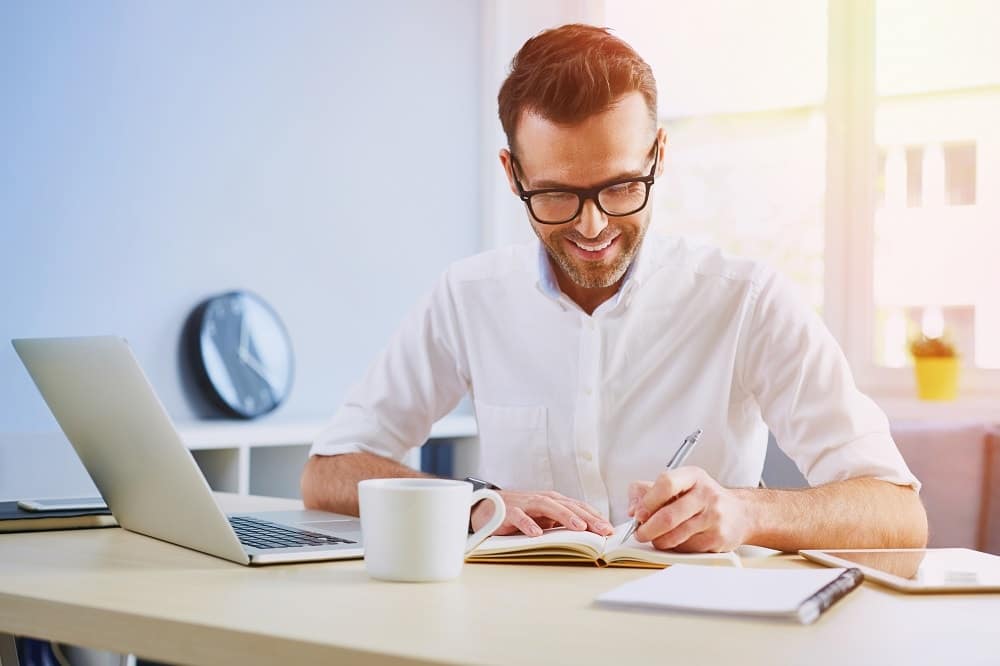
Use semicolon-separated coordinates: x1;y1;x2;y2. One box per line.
530;181;648;223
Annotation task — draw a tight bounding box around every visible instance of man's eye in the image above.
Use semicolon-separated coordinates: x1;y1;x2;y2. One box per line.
607;182;639;195
535;192;577;203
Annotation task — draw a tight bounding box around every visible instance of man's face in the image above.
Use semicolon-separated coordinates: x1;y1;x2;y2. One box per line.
501;92;665;299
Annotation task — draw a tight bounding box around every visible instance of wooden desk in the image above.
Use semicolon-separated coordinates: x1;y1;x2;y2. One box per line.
1;494;997;665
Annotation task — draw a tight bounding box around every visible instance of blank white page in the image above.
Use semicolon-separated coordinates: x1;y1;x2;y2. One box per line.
596;564;848;617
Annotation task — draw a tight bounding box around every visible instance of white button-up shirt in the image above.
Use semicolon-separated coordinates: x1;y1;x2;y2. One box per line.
311;234;918;524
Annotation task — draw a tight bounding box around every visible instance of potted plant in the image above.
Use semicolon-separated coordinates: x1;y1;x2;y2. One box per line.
909;334;959;401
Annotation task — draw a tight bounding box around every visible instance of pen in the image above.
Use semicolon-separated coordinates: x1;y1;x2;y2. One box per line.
620;428;703;544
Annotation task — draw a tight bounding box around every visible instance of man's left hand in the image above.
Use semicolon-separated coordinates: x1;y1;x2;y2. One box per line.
627;467;753;552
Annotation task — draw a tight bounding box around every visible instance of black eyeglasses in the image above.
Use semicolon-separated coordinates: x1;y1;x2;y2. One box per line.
510;140;658;225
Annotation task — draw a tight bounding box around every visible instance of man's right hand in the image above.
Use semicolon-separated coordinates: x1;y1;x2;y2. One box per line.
469;490;614;537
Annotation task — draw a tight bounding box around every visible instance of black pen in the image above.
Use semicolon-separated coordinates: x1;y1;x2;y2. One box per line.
620;428;703;544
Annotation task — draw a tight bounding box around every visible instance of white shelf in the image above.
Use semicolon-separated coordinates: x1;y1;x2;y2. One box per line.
177;414;477;449
177;414;479;497
874;396;1000;425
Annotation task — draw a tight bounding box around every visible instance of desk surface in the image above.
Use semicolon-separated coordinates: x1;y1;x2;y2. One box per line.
1;494;997;666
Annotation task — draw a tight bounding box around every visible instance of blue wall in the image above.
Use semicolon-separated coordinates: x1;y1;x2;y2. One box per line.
0;1;481;495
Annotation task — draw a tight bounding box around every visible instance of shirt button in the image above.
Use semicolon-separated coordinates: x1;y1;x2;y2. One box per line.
583;387;592;396
581;451;593;462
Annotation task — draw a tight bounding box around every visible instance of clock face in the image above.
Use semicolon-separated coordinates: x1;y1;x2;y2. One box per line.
195;291;293;418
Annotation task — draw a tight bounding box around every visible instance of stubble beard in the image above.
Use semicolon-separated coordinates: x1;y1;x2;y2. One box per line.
536;222;646;289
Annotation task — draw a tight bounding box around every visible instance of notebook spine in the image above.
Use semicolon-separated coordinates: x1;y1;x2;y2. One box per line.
797;568;863;624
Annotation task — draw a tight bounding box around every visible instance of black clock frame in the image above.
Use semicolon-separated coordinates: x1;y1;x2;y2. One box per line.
183;290;294;419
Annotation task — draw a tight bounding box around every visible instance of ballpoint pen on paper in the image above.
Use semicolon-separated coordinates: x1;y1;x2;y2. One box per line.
620;428;703;544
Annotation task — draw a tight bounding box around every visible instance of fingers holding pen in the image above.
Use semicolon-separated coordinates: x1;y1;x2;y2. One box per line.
634;485;705;544
629;466;753;553
635;467;701;522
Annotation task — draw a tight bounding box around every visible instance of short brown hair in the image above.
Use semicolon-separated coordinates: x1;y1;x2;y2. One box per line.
498;24;657;150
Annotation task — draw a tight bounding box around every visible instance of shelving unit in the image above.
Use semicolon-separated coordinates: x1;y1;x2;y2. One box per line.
875;395;999;424
179;414;479;498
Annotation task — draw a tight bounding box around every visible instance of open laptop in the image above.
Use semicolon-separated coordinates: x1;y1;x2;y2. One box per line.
12;336;364;565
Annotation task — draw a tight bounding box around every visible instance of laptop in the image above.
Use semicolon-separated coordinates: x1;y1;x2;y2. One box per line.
12;336;364;565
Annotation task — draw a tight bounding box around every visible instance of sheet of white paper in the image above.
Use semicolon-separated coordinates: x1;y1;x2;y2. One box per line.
596;564;847;616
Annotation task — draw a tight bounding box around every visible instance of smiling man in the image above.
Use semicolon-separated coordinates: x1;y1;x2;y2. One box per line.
301;24;927;552
501;93;658;316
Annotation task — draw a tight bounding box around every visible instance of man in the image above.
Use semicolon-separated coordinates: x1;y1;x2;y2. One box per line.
302;24;927;552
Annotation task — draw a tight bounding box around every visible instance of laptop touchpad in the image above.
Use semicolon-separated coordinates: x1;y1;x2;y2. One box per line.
301;520;360;534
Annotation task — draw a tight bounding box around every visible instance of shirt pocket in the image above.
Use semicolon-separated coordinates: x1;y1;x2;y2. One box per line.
473;401;551;491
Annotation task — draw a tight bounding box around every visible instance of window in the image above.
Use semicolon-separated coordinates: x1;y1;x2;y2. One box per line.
872;0;1000;373
605;0;828;309
600;0;1000;395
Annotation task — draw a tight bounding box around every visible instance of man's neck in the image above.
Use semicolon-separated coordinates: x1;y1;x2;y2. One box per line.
555;272;623;316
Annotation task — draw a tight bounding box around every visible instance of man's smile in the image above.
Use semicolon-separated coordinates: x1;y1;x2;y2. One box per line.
565;233;620;260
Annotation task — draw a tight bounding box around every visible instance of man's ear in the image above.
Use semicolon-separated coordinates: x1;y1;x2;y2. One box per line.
498;148;520;197
655;127;668;179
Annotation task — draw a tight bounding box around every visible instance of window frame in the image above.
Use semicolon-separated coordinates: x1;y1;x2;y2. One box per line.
830;0;1000;397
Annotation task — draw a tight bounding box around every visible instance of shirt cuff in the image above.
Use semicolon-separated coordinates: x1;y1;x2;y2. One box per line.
308;439;407;462
802;431;922;494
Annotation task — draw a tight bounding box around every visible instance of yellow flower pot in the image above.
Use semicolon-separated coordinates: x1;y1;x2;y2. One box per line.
913;357;959;401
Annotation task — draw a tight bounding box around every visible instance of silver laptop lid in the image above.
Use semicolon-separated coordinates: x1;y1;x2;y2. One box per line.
13;336;249;564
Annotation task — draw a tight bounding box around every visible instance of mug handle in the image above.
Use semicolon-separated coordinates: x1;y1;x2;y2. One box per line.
465;488;506;554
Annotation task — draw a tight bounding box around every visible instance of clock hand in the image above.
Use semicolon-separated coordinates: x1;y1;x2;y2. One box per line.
241;353;278;407
238;313;248;358
237;326;267;381
241;350;272;385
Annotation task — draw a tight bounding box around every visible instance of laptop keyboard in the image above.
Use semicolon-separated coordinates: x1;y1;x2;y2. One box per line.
229;515;357;550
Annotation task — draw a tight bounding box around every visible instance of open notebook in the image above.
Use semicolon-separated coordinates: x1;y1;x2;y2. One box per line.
467;521;740;568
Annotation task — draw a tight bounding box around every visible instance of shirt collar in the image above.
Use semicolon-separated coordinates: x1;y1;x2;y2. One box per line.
535;242;562;301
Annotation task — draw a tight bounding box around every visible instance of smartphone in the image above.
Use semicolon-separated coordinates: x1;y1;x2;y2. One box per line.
17;496;108;512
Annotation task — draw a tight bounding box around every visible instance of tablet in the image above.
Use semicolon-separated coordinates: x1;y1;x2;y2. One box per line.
17;496;107;512
800;548;1000;593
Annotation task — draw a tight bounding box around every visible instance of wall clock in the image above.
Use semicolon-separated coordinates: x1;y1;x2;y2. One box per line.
185;290;294;419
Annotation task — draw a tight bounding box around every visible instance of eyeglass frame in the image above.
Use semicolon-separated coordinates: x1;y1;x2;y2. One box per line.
509;139;659;225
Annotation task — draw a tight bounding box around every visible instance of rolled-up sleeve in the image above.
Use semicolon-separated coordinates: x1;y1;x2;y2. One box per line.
740;269;920;492
310;272;470;461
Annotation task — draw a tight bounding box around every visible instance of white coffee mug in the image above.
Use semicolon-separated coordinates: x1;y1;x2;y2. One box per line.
358;478;506;582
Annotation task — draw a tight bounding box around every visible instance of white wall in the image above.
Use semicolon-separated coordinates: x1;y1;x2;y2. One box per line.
0;1;481;497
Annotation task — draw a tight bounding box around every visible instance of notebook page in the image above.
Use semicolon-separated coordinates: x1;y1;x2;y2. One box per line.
596;565;848;616
605;522;741;566
471;526;607;557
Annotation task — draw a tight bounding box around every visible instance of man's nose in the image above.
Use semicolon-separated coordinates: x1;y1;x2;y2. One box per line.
574;198;608;239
